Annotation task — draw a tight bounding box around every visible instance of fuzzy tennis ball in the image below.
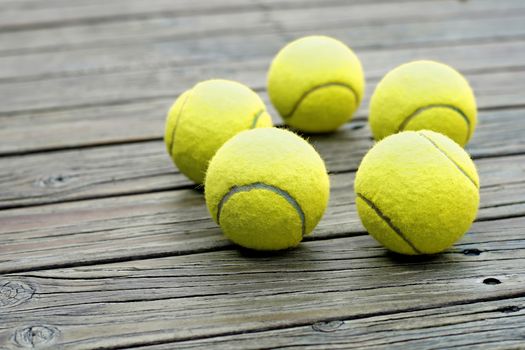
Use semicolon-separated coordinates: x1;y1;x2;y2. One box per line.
205;128;330;250
267;35;365;133
164;79;273;184
355;130;479;255
369;60;477;147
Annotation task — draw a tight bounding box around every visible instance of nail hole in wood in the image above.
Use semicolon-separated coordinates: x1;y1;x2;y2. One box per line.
483;278;501;285
312;320;344;332
463;248;482;256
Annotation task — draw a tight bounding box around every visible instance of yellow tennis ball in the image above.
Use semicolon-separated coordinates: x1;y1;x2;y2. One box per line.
355;130;479;255
164;79;273;184
205;128;330;250
267;35;365;133
369;60;477;146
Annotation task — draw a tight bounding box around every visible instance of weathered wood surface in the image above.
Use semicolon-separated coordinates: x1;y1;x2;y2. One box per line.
3;5;525;78
1;217;524;349
1;107;525;209
1;0;522;35
138;297;525;350
2;67;525;156
1;150;524;274
1;0;524;349
2;39;524;115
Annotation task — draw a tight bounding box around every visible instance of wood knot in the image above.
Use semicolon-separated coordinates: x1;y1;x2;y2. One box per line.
0;280;35;308
312;320;344;332
36;174;71;188
498;305;521;313
12;325;59;348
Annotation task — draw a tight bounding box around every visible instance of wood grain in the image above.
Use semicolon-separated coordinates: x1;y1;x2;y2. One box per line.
1;1;524;348
0;0;493;32
1;106;524;208
3;0;524;56
0;0;393;31
2;15;525;83
0;151;524;273
2;53;525;155
0;216;524;349
136;297;525;349
0;19;525;115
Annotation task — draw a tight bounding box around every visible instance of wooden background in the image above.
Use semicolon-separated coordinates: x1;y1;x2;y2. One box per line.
1;0;525;349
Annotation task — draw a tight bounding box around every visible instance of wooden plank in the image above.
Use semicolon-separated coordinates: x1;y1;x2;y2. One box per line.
1;40;523;116
0;0;449;31
2;0;523;55
2;66;525;155
135;297;525;349
0;152;523;273
2;14;525;82
1;106;524;208
0;2;522;349
0;216;524;349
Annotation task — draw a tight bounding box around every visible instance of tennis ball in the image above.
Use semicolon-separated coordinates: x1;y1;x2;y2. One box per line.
164;79;273;184
355;130;479;255
369;60;477;146
205;128;330;250
267;35;365;133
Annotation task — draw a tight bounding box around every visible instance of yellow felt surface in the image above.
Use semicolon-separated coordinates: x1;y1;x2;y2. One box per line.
369;60;477;146
267;36;365;133
401;107;469;147
220;190;303;250
355;196;417;255
164;79;273;184
205;128;330;250
354;130;480;255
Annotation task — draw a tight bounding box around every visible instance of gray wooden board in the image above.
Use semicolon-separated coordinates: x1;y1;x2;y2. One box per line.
135;298;525;349
1;0;524;348
2;15;525;82
0;216;524;349
1;107;524;208
0;152;524;273
2;0;524;56
1;17;525;113
0;63;525;154
0;0;401;30
0;0;484;31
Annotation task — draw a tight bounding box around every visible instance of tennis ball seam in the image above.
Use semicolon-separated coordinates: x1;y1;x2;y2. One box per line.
417;132;478;188
216;182;306;236
398;104;471;145
168;91;193;157
283;82;358;119
356;193;421;254
250;109;265;129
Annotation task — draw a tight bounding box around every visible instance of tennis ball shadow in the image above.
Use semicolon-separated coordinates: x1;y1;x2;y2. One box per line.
235;245;299;259
385;251;445;264
192;184;204;194
277;119;366;135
